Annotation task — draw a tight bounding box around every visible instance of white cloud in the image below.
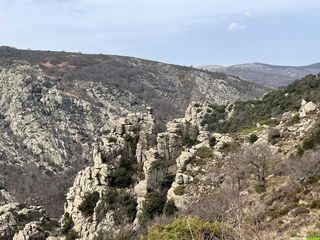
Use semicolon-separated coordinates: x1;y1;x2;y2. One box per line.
228;22;246;31
244;11;252;16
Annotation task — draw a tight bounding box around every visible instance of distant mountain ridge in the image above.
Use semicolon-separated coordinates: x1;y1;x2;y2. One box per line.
199;62;320;88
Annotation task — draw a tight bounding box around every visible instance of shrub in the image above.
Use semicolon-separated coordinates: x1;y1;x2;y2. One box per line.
122;193;138;222
209;136;217;147
303;136;316;150
65;230;78;240
173;185;186;196
255;184;266;194
102;189;137;223
163;199;178;216
140;192;166;221
219;142;239;152
61;213;74;235
110;157;133;188
249;133;258;144
310;199;320;209
145;216;233;240
108;137;117;143
287;114;300;126
196;146;213;159
182;133;198;148
297;146;305;156
78;191;100;216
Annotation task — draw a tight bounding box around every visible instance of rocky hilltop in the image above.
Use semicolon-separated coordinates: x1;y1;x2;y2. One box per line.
0;47;268;218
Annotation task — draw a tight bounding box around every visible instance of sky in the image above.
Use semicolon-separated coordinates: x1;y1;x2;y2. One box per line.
1;0;320;66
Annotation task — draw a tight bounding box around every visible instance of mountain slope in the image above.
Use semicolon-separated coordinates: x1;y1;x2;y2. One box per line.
0;47;268;216
200;62;320;88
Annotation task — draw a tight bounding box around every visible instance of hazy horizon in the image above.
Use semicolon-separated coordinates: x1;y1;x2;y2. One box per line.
1;0;320;66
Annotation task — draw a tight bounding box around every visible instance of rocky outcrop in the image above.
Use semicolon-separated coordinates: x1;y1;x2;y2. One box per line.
299;99;318;118
0;202;51;240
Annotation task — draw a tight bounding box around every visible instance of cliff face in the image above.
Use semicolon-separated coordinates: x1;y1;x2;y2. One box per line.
59;98;319;240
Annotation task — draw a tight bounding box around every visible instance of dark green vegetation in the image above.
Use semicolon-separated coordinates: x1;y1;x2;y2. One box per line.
110;135;138;188
302;121;320;151
140;160;176;222
209;136;217;147
203;74;320;133
173;185;186;196
163;199;178;216
62;213;78;240
101;189;137;224
78;191;100;216
249;133;258;143
196;146;213;159
287;114;300;126
140;192;166;221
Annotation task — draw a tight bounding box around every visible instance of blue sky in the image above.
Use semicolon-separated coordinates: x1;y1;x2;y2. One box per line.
1;0;320;66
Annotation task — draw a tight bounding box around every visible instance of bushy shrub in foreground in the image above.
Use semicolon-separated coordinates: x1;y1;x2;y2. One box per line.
145;216;233;240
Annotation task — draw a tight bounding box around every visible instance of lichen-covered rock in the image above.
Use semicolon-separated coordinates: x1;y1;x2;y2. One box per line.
13;221;47;240
0;202;49;240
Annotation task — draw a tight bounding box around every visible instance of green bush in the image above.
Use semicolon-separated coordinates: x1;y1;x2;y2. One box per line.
249;133;258;143
287;114;300;126
173;185;186;196
61;213;74;235
78;191;100;216
101;189;137;224
122;193;138;222
140;192;166;221
297;146;305;156
65;230;78;240
255;184;266;194
145;216;233;240
163;199;178;216
110;157;133;188
303;136;316;150
202;74;320;134
209;136;217;147
196;146;213;159
182;133;198;148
